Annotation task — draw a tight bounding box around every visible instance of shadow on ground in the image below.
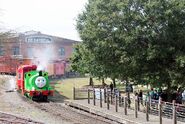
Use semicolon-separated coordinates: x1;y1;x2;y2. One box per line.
48;89;69;103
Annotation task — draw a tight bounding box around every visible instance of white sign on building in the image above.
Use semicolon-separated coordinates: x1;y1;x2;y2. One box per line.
25;36;53;43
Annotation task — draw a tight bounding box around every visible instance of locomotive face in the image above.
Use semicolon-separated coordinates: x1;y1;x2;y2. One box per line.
35;76;47;88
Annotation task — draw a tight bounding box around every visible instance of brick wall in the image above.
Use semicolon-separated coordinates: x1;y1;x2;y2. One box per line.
0;32;79;61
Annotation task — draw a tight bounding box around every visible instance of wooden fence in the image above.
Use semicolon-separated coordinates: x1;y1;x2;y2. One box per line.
73;87;185;124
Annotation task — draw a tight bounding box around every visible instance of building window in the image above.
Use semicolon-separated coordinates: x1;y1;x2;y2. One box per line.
12;46;20;55
0;46;4;56
59;47;65;56
27;47;33;58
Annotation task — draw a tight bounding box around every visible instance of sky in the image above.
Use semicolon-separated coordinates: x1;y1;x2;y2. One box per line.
0;0;87;41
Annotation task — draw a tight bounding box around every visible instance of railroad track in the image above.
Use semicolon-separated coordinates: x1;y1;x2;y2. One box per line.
0;111;43;124
17;91;117;124
32;100;118;124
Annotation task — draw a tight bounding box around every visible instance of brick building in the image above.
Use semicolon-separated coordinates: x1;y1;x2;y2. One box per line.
0;31;79;62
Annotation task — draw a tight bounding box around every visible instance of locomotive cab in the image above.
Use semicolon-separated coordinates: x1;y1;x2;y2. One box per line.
17;65;37;94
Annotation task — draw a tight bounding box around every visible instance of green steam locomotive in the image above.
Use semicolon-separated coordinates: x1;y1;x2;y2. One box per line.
17;65;54;101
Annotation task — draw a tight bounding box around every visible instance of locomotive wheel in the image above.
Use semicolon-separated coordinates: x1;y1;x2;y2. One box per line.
16;89;21;93
31;96;38;101
43;96;48;102
17;86;21;90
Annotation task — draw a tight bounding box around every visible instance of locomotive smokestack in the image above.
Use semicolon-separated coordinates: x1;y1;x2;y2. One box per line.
39;71;42;76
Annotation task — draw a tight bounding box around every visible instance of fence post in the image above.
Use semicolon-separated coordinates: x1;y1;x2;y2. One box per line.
100;88;102;108
146;101;149;121
121;97;124;107
88;88;90;104
119;92;121;107
93;88;96;106
115;95;118;112
73;87;76;100
110;92;113;104
149;96;151;111
107;92;110;110
158;97;162;124
104;87;107;103
138;97;140;111
135;96;138;118
172;100;177;124
124;96;127;115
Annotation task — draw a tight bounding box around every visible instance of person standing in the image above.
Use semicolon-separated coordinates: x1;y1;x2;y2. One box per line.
149;88;154;99
176;88;182;104
110;82;114;93
139;90;143;105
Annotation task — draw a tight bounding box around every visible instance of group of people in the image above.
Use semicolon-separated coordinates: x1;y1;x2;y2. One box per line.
109;81;185;105
135;88;185;104
148;88;163;101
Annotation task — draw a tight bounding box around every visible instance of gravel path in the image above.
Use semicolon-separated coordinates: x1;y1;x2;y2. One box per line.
0;75;117;124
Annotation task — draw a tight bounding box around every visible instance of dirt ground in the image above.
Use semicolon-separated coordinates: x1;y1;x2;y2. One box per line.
0;75;68;124
0;75;117;124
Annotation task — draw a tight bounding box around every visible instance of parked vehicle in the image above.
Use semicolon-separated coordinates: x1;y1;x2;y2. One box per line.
46;60;65;78
0;56;20;75
0;56;66;78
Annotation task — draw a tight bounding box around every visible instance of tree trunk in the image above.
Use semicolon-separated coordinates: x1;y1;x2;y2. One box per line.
102;78;105;86
126;79;131;108
166;82;173;102
89;77;93;86
113;78;116;87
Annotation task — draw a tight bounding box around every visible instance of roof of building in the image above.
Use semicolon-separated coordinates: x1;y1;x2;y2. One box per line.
22;31;80;43
1;30;80;44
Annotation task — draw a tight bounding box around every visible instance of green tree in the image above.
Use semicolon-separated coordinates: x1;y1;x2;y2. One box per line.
76;0;185;91
71;44;92;85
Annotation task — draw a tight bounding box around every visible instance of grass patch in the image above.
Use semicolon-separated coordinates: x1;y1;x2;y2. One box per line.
52;77;111;99
52;77;151;99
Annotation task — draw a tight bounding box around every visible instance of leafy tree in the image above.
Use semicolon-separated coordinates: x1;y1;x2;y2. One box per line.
71;43;109;86
75;0;185;92
71;43;106;85
71;44;93;85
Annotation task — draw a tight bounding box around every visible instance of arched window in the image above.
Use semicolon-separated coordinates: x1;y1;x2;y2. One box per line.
59;47;65;56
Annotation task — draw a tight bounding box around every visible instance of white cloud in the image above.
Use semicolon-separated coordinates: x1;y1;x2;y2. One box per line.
0;0;87;40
